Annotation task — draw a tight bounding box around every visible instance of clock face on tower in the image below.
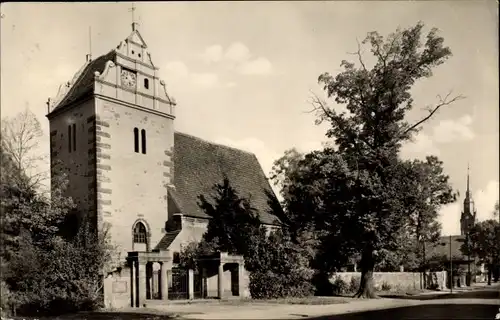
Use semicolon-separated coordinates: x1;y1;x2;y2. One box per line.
121;69;137;88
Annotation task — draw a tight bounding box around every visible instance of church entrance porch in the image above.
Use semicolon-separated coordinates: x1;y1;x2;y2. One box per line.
125;251;246;307
146;262;162;300
127;251;172;308
198;252;245;299
166;252;245;300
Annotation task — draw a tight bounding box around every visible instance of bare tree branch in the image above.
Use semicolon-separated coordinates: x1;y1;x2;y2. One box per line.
402;92;465;137
1;109;48;191
308;92;376;152
346;38;368;73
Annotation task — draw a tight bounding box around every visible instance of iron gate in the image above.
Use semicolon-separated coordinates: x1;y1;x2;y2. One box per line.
169;268;188;300
169;268;204;300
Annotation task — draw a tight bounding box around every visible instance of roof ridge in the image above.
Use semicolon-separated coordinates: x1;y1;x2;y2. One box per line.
174;131;256;157
165;230;180;235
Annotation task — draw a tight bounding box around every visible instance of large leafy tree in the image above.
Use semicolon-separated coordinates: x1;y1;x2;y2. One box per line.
1;110;75;267
464;219;500;285
0;158;74;265
402;156;457;268
271;148;361;273
272;153;455;274
1;111;115;316
303;22;461;298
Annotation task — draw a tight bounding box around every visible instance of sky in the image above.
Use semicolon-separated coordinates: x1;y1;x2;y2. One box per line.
1;1;498;236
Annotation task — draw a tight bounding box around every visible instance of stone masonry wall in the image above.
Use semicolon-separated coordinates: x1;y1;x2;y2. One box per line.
86;114;114;229
332;271;447;291
103;267;132;309
48;98;96;217
95;97;175;262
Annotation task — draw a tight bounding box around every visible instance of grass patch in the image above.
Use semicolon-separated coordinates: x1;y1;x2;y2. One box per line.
218;296;351;305
159;296;351;306
377;288;431;297
259;296;351;305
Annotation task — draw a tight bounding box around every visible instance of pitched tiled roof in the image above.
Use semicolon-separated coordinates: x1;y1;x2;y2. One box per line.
50;51;116;113
155;230;180;251
172;132;281;225
426;235;470;261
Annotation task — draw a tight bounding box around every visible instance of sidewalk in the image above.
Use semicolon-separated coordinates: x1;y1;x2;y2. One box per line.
448;281;500;292
148;298;421;320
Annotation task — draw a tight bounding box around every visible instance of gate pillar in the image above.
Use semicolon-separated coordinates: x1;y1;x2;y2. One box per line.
188;269;194;300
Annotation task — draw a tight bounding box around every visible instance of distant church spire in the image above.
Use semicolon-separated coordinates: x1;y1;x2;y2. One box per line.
461;163;476;236
466;163;470;195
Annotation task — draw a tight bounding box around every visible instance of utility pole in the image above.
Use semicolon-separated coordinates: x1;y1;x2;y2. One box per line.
450;234;453;293
423;239;426;289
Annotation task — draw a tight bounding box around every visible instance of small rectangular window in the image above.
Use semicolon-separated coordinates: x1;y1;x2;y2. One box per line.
68;125;72;153
144;78;149;89
141;129;146;154
72;123;76;152
134;128;139;153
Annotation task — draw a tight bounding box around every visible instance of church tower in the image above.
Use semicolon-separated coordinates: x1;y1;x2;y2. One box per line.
46;21;176;262
460;165;477;235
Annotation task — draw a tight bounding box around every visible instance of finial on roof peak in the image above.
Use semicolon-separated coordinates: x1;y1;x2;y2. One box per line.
466;163;470;194
129;3;138;31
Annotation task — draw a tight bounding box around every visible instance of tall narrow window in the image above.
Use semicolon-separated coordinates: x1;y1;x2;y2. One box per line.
72;123;76;152
68;125;72;153
144;78;149;89
141;129;147;154
134;128;139;153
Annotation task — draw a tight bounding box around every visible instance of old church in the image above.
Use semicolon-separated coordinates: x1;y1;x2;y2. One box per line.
46;22;281;308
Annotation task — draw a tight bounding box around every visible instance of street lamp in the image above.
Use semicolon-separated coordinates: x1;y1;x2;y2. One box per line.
449;235;452;293
421;237;427;290
466;232;471;286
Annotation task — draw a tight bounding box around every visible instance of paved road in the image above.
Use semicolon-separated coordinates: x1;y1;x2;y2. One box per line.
309;288;500;320
308;303;499;320
81;286;498;320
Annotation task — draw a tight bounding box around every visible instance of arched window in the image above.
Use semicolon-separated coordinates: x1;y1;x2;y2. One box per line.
134;127;139;153
141;129;146;154
133;222;147;244
144;78;149;89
